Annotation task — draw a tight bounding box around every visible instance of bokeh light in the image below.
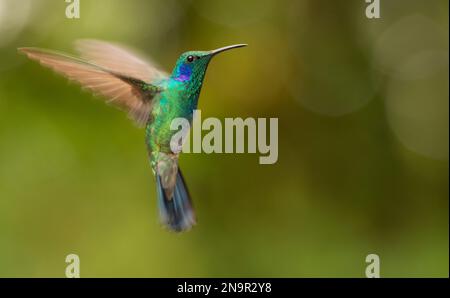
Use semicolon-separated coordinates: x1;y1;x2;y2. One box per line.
287;1;379;116
0;0;32;47
386;65;448;160
373;14;448;80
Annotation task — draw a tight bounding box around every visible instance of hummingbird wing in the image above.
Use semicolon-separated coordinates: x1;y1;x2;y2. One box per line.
74;39;169;83
18;46;167;127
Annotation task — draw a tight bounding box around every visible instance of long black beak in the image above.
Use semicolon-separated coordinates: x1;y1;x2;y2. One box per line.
210;44;247;56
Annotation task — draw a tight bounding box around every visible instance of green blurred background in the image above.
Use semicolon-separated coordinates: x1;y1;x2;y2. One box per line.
0;0;448;277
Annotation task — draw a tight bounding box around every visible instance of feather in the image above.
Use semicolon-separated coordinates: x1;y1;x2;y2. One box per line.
75;39;168;83
18;44;168;127
156;168;196;232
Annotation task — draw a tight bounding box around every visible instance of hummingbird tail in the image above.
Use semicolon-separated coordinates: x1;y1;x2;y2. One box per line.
156;168;196;232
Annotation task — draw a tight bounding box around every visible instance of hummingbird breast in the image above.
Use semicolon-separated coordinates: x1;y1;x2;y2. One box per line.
145;79;200;158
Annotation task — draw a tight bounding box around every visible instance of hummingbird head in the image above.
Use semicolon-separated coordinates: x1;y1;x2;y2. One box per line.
171;44;247;84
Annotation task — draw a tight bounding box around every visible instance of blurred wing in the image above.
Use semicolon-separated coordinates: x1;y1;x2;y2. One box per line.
18;47;164;127
75;39;169;83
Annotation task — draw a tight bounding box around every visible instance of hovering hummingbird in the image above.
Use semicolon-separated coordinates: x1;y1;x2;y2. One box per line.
18;40;247;232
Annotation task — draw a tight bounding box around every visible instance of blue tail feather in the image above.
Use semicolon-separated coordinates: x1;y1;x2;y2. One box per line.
156;169;196;232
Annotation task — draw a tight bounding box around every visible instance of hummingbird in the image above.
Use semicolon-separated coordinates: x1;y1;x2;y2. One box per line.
18;40;247;232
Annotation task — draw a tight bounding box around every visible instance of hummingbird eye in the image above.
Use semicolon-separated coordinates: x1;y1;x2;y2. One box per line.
186;55;194;63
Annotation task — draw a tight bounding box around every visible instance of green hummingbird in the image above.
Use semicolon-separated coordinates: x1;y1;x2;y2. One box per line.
19;40;247;232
